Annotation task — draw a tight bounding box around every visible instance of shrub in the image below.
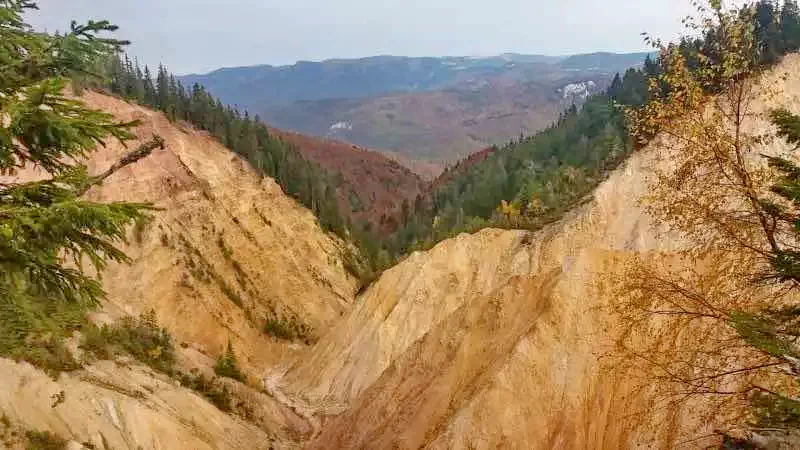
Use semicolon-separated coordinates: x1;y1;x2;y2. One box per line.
15;338;81;377
263;319;295;341
25;430;67;450
263;317;313;343
0;296;85;377
213;342;245;382
81;310;176;375
179;372;233;412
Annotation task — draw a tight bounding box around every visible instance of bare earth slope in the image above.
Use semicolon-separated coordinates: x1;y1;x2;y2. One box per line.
0;92;358;449
78;91;359;369
266;54;800;449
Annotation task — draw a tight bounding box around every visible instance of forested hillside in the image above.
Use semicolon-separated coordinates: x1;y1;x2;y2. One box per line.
381;0;800;258
178;53;649;109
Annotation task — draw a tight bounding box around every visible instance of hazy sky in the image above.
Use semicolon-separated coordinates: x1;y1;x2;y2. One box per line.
27;0;694;75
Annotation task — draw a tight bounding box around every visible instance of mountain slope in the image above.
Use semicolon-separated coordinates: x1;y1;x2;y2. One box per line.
5;53;796;450
179;52;649;163
262;70;605;162
264;53;800;449
271;128;425;232
77;91;359;366
178;54;556;108
559;51;655;70
0;91;359;449
178;52;649;108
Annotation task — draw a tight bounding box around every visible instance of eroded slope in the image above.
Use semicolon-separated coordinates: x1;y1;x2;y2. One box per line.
78;91;359;371
270;54;800;450
0;91;359;449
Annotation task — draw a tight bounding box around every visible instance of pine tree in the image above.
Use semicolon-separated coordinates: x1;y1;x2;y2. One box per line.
755;0;781;64
0;1;163;369
782;0;800;52
142;65;156;105
607;73;623;99
156;64;169;111
213;341;245;382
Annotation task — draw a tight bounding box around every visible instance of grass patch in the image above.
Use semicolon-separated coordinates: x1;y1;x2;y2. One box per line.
218;280;244;307
217;234;233;259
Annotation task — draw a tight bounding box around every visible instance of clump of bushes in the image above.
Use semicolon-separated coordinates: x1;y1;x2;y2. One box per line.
25;430;67;450
213;342;245;382
81;310;176;375
14;337;81;378
263;317;313;343
80;313;248;415
179;371;234;412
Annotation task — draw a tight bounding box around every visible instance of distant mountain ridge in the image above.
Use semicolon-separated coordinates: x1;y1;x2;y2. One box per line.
178;51;652;164
179;52;650;108
559;51;654;70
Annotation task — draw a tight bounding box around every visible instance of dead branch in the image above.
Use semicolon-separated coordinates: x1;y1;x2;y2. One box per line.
77;135;165;196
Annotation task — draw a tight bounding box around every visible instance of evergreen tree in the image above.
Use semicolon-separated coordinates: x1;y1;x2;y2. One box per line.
156;64;169;111
142;65;156;105
782;0;800;52
755;0;782;64
213;341;244;382
0;1;163;369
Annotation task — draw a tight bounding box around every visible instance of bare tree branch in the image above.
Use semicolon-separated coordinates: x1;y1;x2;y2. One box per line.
77;135;165;196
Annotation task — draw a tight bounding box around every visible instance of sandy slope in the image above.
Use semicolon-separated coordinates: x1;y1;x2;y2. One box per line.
0;91;358;448
77;91;359;372
265;54;800;449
